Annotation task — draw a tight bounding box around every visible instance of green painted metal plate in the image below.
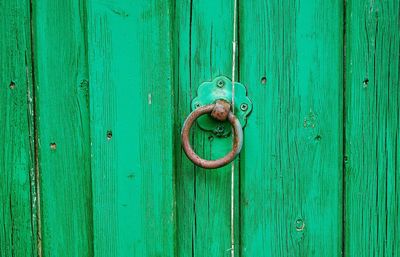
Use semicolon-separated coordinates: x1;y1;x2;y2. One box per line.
191;76;252;137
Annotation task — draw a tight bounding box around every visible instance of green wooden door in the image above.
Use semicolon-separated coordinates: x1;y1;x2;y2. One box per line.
1;1;399;257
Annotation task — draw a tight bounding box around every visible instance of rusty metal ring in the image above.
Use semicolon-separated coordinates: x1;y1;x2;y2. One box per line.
181;104;243;169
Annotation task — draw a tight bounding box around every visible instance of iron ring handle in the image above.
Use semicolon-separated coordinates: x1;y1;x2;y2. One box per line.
181;103;243;169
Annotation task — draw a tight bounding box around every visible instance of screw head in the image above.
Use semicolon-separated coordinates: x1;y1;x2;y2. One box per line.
213;125;225;136
240;103;248;111
216;80;225;88
194;102;201;109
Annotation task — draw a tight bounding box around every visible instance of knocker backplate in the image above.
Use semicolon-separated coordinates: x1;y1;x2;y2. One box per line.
191;76;252;137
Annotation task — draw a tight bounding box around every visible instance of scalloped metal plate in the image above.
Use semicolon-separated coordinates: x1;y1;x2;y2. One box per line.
191;76;252;137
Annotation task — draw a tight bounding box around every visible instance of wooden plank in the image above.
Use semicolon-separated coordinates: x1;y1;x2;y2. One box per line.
239;1;343;256
0;1;38;256
174;1;239;256
87;1;175;256
344;0;400;256
31;0;93;255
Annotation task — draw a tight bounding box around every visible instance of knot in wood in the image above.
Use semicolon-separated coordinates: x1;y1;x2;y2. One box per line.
211;100;231;121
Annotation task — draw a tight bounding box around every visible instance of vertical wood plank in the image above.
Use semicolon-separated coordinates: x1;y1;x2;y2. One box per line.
345;0;400;256
87;1;175;256
174;1;239;256
32;0;93;255
239;1;343;256
0;1;37;256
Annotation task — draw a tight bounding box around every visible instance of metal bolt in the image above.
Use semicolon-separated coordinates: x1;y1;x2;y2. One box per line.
211;99;230;121
240;103;248;111
217;80;225;88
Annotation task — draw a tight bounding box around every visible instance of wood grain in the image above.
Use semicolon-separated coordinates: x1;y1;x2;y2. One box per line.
0;1;37;256
87;1;175;256
31;0;93;255
173;1;240;256
3;1;400;256
239;1;344;256
345;0;400;256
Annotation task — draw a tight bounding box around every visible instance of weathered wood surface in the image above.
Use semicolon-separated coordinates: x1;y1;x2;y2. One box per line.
87;1;175;256
0;1;37;256
173;1;240;256
345;1;400;256
239;1;344;256
32;0;93;255
1;1;399;256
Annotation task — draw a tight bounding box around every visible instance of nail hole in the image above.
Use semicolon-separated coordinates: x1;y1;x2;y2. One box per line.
50;142;57;150
9;81;15;89
106;130;113;140
363;78;369;87
80;79;89;88
261;77;267;84
314;135;322;141
295;218;305;231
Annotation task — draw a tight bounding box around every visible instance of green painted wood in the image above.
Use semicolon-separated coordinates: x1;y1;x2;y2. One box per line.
239;1;343;256
31;0;93;255
0;1;37;256
173;1;240;256
344;1;400;256
87;1;175;256
3;1;400;256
